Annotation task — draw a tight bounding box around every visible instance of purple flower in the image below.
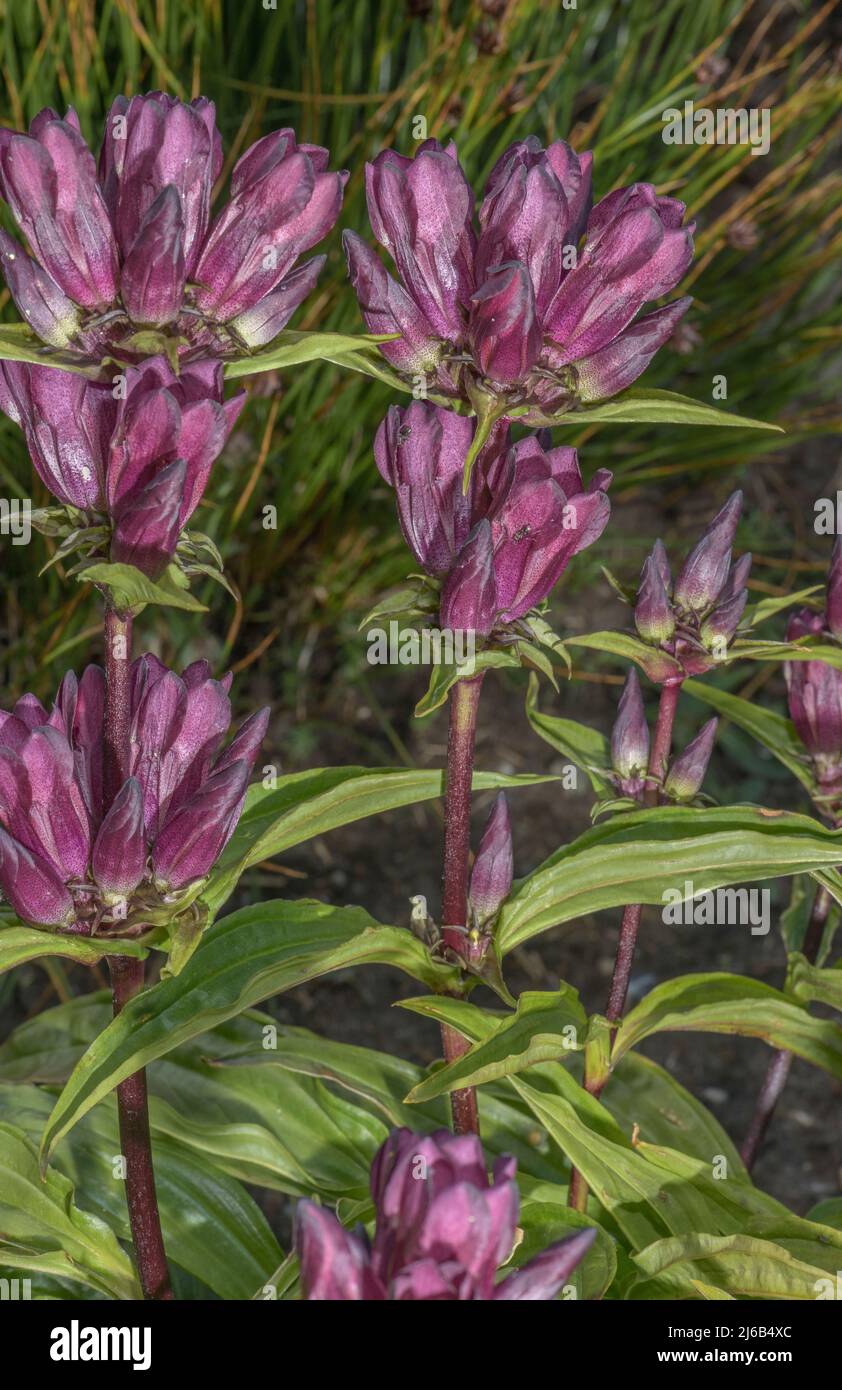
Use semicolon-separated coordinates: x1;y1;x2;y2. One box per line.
346;137;693;418
0;355;244;578
468;792;513;929
633;493;750;680
0;658;268;930
663;718;718;801
0;96;345;362
785;551;842;805
610;668;650;800
296;1127;595;1300
376;401;611;632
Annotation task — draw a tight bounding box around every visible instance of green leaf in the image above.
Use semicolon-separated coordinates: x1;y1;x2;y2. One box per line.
400;986;587;1103
0;924;147;976
0;1121;139;1299
224;329;400;380
0;323;90;373
683;678;814;792
78;561;207;613
612;972;842;1081
525;674;613;795
746;586;823;628
497;804;842;954
787;953;842;1014
513;1198;616;1300
40;900;458;1163
543;388;784;432
604;1052;748;1181
414;650;520;718
0;1085;280;1300
806;1198;842;1231
631;1231;842;1300
565;629;683;683
202;765;558;915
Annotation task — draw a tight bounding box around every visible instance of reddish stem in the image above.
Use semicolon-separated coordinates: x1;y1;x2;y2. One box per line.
440;675;485;1136
103;605;172;1300
569;678;682;1210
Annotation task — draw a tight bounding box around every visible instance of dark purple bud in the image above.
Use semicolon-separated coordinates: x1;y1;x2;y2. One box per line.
469;262;541;386
343;230;442;374
120;185;186;327
785;610;842;775
469;792;513;928
575;298;691;401
611;668;649;796
0;362;112;511
373;401;475;574
440;521;498;637
664;718;718;801
700;584;748;652
635;547;675;644
494;1227;597;1300
110;458;186;579
296;1201;384;1301
152;761;250;890
230;256;325;347
92;778;146;899
826;538;842;642
0;826;73;927
673;492;742;616
0;230;80;347
215;707;270;775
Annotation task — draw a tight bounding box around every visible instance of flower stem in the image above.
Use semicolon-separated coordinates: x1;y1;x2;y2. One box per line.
103;604;172;1301
569;678;682;1210
740;884;831;1171
440;674;485;1136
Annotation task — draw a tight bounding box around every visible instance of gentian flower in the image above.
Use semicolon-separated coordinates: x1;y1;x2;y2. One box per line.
0;657;268;930
0;95;346;362
609;668;650;800
0;355;244;579
345;137;693;419
296;1127;595;1300
374;400;611;635
633;492;750;680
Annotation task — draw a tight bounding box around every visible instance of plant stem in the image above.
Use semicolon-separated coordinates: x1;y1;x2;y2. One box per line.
103;605;172;1301
440;674;485;1136
569;678;682;1209
740;884;831;1171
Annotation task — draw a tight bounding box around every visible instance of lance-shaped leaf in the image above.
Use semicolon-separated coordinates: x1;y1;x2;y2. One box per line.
524;674;613;795
400;986;587;1103
223;329;401;379
40;900;459;1164
565;629;683;683
0;1085;281;1301
0;922;147;977
786;953;842;1015
527;388;784;432
202;765;558;915
682;677;814;792
497;805;842;954
630;1230;842;1300
611;972;842;1080
0;1122;139;1300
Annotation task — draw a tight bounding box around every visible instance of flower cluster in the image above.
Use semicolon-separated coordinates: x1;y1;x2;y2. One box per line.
0;94;346;362
609;668;718;804
297;1127;595;1300
633;492;750;680
0;355;243;580
375;400;611;636
0;657;267;932
346;137;693;418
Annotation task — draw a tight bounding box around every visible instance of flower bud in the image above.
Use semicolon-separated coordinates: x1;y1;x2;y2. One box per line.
469;261;542;386
440;521;498;637
469;793;513;929
92;778;146;898
0;826;74;927
110;458;186;579
152;761;249;890
635;547;675;644
664;718;718;801
673;492;742;616
826;538;842;642
610;668;649;797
